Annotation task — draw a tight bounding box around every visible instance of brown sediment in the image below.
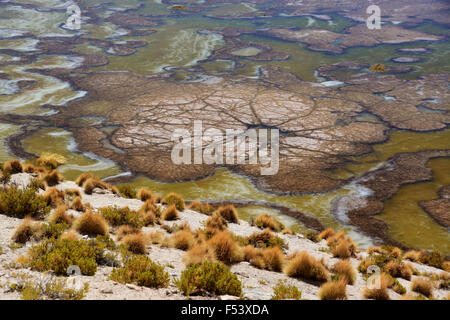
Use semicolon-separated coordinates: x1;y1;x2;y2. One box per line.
419;186;450;228
106;12;159;28
342;151;450;246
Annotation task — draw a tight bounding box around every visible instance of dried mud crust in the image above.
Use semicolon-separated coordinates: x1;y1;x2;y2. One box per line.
343;151;450;246
419;186;450;228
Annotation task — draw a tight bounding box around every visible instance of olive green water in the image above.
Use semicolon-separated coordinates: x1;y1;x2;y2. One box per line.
1;0;449;252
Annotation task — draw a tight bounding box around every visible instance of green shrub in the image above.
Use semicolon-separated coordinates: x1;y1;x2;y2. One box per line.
419;250;446;270
99;206;143;228
246;229;287;249
27;238;101;276
175;261;242;297
110;255;169;288
271;280;302;300
161;192;185;210
0;186;50;219
39;222;70;240
116;185;137;199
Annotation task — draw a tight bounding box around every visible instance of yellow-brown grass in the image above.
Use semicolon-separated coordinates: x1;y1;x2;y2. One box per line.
284;251;328;282
281;228;294;235
47;205;73;225
390;247;403;259
65;188;81;198
403;250;421;262
207;231;243;264
363;273;390;300
137;188;153;202
385;260;412;280
319;279;347;300
183;242;217;266
411;278;433;298
82;177;110;194
162;204;179;221
74;209;109;237
60;230;80;241
171;229;195;251
75;173;94;186
140;210;156;226
161;192;185;210
121;233;147;254
43;187;65;207
41;169;63;186
12;217;40;243
146;232;165;245
70;196;84;212
116;225;141;241
254;213;284;232
205;212;227;231
3;159;23;174
318;228;335;240
261;247;284;272
215;205;239;223
23;164;38;174
333;259;356;285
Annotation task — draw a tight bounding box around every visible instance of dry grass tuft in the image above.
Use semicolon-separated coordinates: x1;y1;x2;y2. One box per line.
333;259;356;285
385;260;412;280
171;229;196;251
3;159;23;174
188;201;215;215
207;231;243;264
411;278;433;298
82;177;110;195
23;164;38;174
183;242;217;266
74;209;109;237
47;205;73;225
43;187;65;207
75;173;94;186
60;230;80;241
261;247;284;272
162;204;179;221
12;217;40;243
215;205;239;224
161;192;185;210
281;228;294;235
318;228;335;240
116;225;141;241
284;251;328;282
70;196;84;212
121;233;147;254
205;212;227;231
137;188;153;202
255;213;284;232
319;280;347;300
363;273;391;300
403;250;421;262
41;170;63;186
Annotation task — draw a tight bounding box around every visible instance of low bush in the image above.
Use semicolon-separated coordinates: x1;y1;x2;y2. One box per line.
284;251;328;282
116;185;136;199
247;229;287;249
319;279;347;300
271;280;302;300
175;261;242;297
161;192;185;211
0;186;50;218
99;206;143;228
43;187;65;207
110;255;169;288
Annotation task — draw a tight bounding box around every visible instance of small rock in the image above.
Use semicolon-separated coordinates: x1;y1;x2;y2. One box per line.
125;283;141;290
101;288;113;294
219;295;240;300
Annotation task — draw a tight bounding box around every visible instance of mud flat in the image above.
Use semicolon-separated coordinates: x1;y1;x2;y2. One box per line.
419;186;450;228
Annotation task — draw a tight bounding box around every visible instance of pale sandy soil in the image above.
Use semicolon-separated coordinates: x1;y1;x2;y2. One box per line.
0;173;448;300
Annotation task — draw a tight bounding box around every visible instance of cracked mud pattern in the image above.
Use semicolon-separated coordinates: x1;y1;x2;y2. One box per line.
419;186;450;228
44;65;449;195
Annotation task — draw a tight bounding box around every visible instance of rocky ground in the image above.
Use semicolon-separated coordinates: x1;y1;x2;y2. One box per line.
0;173;448;300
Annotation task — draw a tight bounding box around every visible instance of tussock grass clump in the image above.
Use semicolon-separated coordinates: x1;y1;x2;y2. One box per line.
333;259;356;285
43;187;65;207
215;205;239;224
284;251;328;282
82;177;111;195
247;228;287;249
35;154;65;169
3;159;23;174
183;242;217;266
115;184;136;199
403;250;421;262
305;230;319;242
362;273;391;300
385;260;412;280
319;279;347;300
271;280;302;300
261;247;284;272
255;213;285;232
207;231;243;264
418;250;447;270
23;164;38;174
110;255;169;288
318;228;335;240
75;173;94;186
205;212;227;231
411;278;433;298
39;221;70;240
188;201;215;215
171;229;196;251
70;196;84;212
121;233;147;254
99;206;143;228
12;217;40;243
162;204;179;221
74;209;109;237
65;188;81;199
175;261;242;297
137;187;153;202
139;199;162;217
47;205;73;225
327;232;357;259
29;177;47;191
161;192;185;211
116;225;141;241
282;228;294;235
27;238;100;275
0;186;50;218
41;170;63;186
60;230;80;241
